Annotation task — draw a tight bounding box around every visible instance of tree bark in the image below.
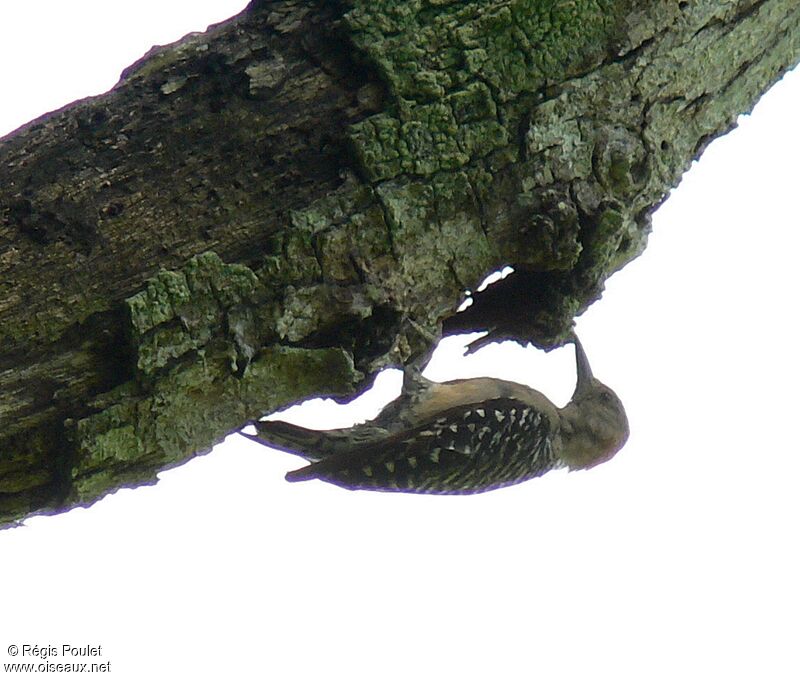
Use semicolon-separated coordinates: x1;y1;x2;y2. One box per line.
1;0;798;524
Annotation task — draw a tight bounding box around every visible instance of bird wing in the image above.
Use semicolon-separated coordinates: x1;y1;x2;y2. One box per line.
285;397;562;494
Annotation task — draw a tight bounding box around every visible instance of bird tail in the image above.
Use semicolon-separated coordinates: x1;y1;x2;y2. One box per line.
285;465;317;483
239;420;327;461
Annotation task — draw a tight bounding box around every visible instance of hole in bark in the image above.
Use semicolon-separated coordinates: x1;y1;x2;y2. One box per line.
443;268;570;349
476;266;515;292
457;266;514;312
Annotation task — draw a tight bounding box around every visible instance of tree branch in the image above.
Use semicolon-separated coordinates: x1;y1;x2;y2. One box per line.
1;0;798;524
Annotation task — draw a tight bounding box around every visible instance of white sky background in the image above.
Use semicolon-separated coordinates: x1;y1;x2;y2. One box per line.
1;4;799;677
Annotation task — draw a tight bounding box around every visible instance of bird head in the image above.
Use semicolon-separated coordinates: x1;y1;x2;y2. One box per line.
560;335;629;469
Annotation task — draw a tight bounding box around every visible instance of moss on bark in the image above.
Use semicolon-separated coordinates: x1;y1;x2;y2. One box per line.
1;0;799;523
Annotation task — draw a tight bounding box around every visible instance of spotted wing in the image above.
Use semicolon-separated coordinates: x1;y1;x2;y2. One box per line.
285;398;562;494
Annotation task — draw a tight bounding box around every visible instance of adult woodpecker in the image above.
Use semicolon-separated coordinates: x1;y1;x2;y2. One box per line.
240;336;628;494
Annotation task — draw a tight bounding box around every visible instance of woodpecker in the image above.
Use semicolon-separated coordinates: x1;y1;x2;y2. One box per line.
240;336;628;494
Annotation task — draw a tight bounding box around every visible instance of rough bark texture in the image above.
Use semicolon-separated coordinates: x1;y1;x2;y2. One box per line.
1;0;798;524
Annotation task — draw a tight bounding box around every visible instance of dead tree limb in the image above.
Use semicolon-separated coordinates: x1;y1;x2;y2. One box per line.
1;0;798;523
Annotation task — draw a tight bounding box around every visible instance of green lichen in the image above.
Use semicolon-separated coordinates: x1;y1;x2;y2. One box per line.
259;190;382;288
338;0;663;333
79;425;143;469
276;285;377;343
71;345;361;504
5;0;799;527
241;345;361;409
340;0;800;350
277;228;321;284
344;0;629;182
275;186;394;289
127;270;192;335
374;175;489;315
581;207;641;276
73;401;142;475
126;251;262;375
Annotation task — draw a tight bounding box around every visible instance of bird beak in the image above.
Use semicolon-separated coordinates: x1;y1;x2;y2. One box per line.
572;335;594;397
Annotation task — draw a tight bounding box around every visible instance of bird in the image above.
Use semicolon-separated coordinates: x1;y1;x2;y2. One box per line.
239;335;628;494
